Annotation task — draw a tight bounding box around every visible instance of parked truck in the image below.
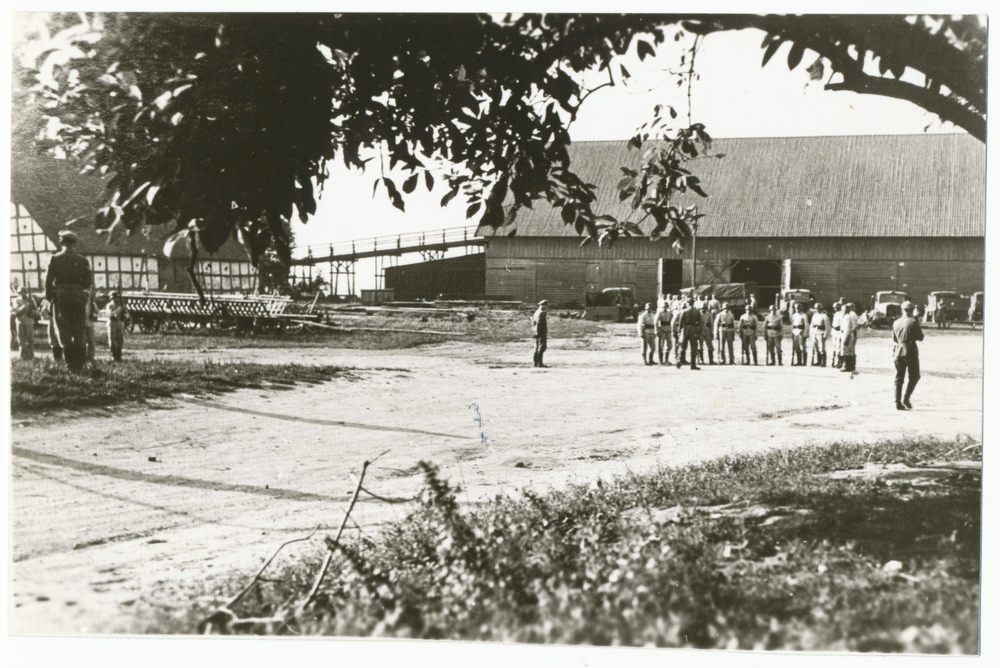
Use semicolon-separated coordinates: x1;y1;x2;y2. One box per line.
680;282;759;317
925;291;972;328
584;287;639;322
868;291;908;329
776;289;815;322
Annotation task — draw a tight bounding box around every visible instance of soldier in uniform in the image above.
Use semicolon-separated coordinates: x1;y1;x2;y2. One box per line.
738;305;759;365
106;290;129;362
809;303;831;366
677;299;702;370
892;301;924;410
830;299;844;368
789;303;809;366
84;290;100;363
714;304;736;364
654;300;673;365
12;287;38;361
707;293;722;322
637;303;657;365
699;304;715;364
532;299;549;368
763;304;784;365
840;303;860;373
671;299;685;365
44;231;93;371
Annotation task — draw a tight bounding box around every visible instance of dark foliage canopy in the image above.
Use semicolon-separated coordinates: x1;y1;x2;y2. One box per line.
18;13;985;263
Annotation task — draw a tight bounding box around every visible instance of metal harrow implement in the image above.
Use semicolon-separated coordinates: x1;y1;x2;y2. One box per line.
121;291;320;335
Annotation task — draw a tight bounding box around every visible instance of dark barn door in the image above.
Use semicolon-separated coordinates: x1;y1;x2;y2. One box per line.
732;260;782;307
659;259;683;295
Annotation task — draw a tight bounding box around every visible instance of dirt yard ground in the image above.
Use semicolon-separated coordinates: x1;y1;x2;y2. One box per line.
8;325;984;635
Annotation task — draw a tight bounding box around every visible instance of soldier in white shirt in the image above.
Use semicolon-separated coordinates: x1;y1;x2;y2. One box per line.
809;303;831;367
840;303;861;372
830;299;844;368
789;303;809;366
637;302;657;365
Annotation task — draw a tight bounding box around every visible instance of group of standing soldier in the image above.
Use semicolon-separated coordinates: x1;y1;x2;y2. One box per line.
10;230;128;370
533;293;924;410
633;294;869;373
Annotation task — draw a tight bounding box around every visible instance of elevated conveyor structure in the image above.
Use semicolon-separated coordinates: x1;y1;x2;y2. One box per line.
291;225;487;293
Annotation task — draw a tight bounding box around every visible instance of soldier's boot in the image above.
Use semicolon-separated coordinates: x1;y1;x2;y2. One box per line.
895;384;906;410
752;349;758;365
708;350;715;365
112;346;123;362
778;351;783;366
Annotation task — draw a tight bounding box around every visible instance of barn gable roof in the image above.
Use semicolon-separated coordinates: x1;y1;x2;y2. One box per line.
11;154;252;261
476;134;985;238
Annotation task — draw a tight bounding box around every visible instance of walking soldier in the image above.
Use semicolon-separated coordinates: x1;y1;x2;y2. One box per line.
43;231;93;372
892;301;924;410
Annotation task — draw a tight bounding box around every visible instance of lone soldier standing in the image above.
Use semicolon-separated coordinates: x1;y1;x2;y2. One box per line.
12;286;38;361
763;304;784;365
44;230;93;372
532;299;549;368
107;290;129;362
789;302;809;366
638;302;657;365
677;299;702;370
654;300;673;365
892;301;924;410
714;303;736;364
738;305;759;365
809;303;831;366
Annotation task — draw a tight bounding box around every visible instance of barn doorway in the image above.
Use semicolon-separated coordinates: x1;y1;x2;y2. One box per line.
732;260;782;308
659;259;683;296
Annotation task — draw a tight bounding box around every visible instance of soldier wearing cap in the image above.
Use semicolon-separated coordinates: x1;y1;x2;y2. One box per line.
789;302;809;366
830;298;845;368
44;230;93;371
698;303;715;364
654;299;673;365
763;304;784;365
738;304;759;365
83;289;100;362
714;303;736;364
532;299;549;368
892;301;924;410
12;286;38;361
676;298;702;370
637;302;657;365
809;303;830;366
840;302;860;373
107;290;129;362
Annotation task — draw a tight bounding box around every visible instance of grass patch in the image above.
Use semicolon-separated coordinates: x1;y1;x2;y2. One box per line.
146;438;980;651
113;309;604;351
10;358;348;414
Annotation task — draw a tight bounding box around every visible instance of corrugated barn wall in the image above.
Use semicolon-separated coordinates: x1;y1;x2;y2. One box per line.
484;236;984;309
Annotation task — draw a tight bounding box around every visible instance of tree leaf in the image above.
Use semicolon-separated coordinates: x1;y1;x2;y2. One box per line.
466;202;481;219
424;171;434;192
620;63;631;79
402;172;419;194
787;42;805;70
441;185;459;208
636;40;655;61
761;37;783;67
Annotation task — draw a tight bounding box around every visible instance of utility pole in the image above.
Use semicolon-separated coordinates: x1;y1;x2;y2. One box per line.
691;221;699;289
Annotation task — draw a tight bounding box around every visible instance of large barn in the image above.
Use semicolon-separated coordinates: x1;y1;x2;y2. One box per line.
10;155;258;295
476;134;985;310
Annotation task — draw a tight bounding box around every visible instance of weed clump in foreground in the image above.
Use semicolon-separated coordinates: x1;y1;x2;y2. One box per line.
157;440;980;652
10;358;347;414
